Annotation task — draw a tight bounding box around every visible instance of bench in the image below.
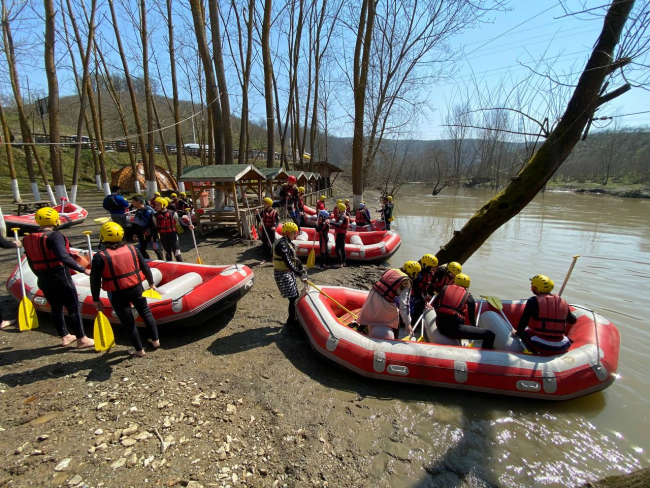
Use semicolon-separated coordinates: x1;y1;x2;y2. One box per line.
16;200;51;216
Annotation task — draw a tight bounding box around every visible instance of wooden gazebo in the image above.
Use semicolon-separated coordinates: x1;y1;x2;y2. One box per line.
293;161;341;196
258;167;288;199
179;164;265;237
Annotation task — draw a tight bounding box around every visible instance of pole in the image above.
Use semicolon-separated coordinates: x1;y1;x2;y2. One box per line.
83;230;93;260
558;255;580;297
11;228;26;299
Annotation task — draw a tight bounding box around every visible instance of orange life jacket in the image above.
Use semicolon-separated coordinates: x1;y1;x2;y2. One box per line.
528;294;569;339
334;214;349;234
355;210;367;226
373;269;411;303
436;284;469;321
316;201;325;211
23;231;69;272
412;270;433;298
99;245;145;292
156;210;176;234
262;208;277;228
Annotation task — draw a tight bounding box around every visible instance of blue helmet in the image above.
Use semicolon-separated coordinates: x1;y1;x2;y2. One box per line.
358;202;365;208
319;210;330;219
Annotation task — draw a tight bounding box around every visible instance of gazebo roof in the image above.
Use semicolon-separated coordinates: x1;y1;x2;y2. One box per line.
258;167;288;180
180;164;265;182
294;161;343;173
286;171;306;181
304;172;320;181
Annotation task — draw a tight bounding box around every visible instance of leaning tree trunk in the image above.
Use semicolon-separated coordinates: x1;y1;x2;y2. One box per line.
0;101;21;202
44;0;66;200
262;0;274;168
436;0;635;265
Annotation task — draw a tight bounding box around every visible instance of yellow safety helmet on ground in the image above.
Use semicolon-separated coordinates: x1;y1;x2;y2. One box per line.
447;262;462;276
454;273;471;289
320;195;326;201
35;207;60;227
420;254;438;269
387;196;393;202
263;197;273;206
403;261;422;279
337;202;346;212
171;193;177;198
155;197;168;208
531;274;554;294
336;199;342;204
100;221;124;242
298;186;305;193
282;221;299;235
180;192;186;198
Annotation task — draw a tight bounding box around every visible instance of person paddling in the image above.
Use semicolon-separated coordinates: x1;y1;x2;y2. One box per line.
21;207;94;348
514;274;577;355
90;222;160;357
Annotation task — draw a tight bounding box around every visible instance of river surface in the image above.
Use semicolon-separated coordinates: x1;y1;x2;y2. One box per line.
352;187;649;486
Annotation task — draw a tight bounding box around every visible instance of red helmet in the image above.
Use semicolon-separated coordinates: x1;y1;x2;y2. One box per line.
287;175;297;185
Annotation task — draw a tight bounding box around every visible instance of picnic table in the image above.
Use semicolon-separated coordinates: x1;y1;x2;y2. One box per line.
16;200;52;216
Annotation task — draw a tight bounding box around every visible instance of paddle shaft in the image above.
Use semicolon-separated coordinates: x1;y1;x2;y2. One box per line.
189;210;202;260
83;231;93;260
475;297;485;327
12;229;26;299
409;295;436;340
558;254;580;297
307;280;358;319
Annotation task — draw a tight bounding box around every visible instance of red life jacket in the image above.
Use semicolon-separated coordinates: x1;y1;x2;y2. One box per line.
316;201;325;211
297;196;304;211
156;210;176;234
373;269;411;303
334;215;349;234
436;285;469;321
332;207;339;219
528;294;569;339
262;208;277;228
355;210;367;226
412;271;433;298
432;268;455;292
23;231;69;272
99;245;145;292
345;203;351;213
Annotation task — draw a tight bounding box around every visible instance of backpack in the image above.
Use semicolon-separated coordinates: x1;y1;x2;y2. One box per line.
103;195;123;213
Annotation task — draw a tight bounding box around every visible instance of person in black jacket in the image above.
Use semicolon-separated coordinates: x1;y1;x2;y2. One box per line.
272;222;307;327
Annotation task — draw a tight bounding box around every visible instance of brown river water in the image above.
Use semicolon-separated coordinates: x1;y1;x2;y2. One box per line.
352;187;649;486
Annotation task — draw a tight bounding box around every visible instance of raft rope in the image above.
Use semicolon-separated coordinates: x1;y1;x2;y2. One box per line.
570;304;601;366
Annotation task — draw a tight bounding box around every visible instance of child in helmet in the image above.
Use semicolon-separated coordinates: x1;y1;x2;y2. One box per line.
316;195;326;212
431;261;462;294
272;222;307;327
357;261;420;340
514;274;577;355
280;176;300;230
316;210;331;269
90;222;159;357
255;197;279;261
432;273;495;349
153;197;183;262
21;207;94;348
410;254;438;324
330;202;349;267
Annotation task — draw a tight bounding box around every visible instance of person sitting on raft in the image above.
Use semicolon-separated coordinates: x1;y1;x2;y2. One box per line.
355;202;371;226
411;253;437;324
357;261;420;340
316;195;326;212
272;222;307;328
431;261;462;294
514;274;577;355
432;273;495;349
344;199;351;215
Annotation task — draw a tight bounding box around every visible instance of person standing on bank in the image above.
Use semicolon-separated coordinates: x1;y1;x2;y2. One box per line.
316;210;331;269
272;222;307;327
90;222;160;357
130;195;161;260
379;196;394;231
330;202;349;268
103;185;130;227
21;207;95;348
153;197;183;262
255;197;279;262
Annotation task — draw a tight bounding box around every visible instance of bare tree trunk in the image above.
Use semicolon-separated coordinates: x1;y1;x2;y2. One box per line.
140;0;157;195
208;0;233;164
436;0;635;264
207;105;214;166
108;0;149;186
0;101;20;202
351;0;375;208
84;113;102;190
166;0;183;190
189;0;225;164
44;0;66;199
262;0;274;168
93;54;110;195
152;98;175;177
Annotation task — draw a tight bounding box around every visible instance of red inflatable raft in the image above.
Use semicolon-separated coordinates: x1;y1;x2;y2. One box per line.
6;250;254;328
301;205;385;231
5;200;88;233
297;286;620;400
275;225;400;263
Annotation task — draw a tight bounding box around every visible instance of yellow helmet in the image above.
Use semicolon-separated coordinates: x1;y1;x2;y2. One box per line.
336;199;342;204
531;274;554;294
155;197;168;208
420;254;438;269
100;221;124;242
387;196;393;202
164;197;171;203
180;192;186;198
403;261;422;279
35;207;60;227
448;262;462;276
282;221;299;235
454;273;471;289
298;186;305;193
171;193;177;198
154;191;161;197
263;197;273;206
344;199;349;204
337;202;346;212
320;195;326;201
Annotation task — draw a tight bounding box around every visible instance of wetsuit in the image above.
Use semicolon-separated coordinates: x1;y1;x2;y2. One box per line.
90;244;158;352
133;205;161;259
433;285;495;349
23;230;88;339
279;185;300;230
411;270;434;324
272;236;305;326
255;208;279;260
381;203;394;231
316;219;330;268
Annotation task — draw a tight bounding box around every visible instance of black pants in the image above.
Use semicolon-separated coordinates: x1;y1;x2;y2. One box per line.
411;297;426;325
288;296;298;326
37;267;86;338
335;233;346;265
135;227;160;260
436;315;495;349
260;226;276;260
109;284;159;352
385;218;391;231
319;236;330;267
158;234;182;262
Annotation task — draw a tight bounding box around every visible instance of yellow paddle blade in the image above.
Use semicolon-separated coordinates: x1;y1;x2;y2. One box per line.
18;297;38;331
196;256;204;265
176;223;185;234
93;312;115;351
94;217;110;224
481;295;503;311
142;289;162;300
306;248;315;269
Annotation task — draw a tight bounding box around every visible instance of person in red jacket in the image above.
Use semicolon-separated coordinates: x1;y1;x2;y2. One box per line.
431;261;462;294
344;199;351;215
433;273;495;349
90;222;159;357
330;202;349;267
514;274;577;355
315;210;331;269
355;202;371;226
153;197;183;262
316;195;326;212
255;197;279;261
